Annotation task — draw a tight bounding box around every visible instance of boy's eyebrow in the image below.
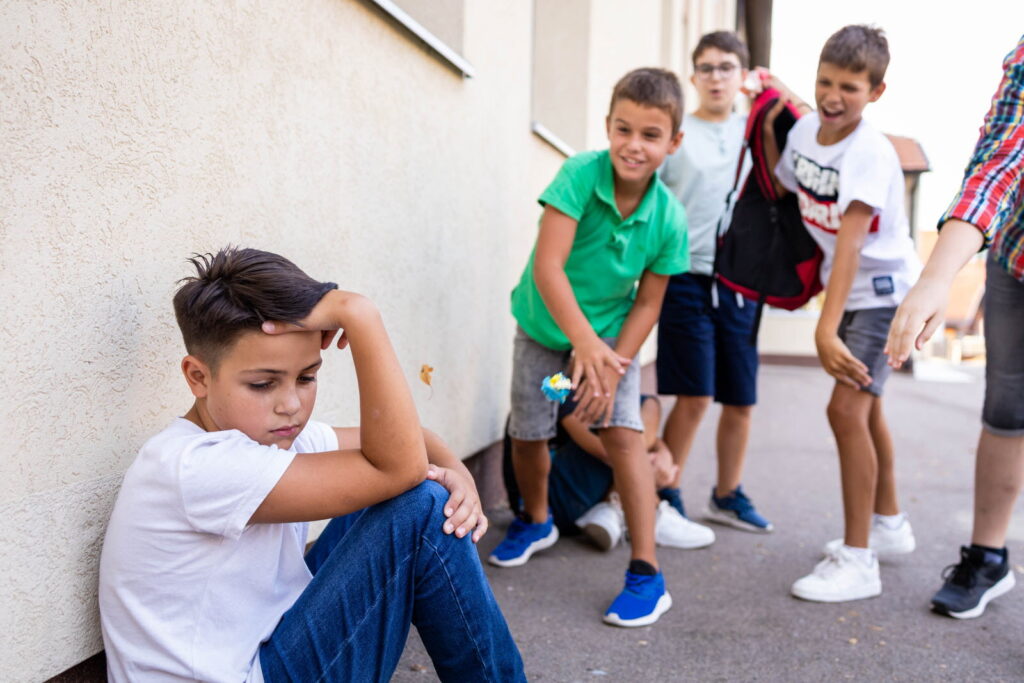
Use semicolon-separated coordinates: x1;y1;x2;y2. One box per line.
242;359;323;375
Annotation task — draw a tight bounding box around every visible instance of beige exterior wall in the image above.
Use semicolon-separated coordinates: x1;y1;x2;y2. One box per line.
0;1;734;678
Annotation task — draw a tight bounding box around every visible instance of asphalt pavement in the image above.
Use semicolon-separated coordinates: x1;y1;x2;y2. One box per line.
394;363;1023;682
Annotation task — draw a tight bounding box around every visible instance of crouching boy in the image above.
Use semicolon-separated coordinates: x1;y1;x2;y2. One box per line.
98;247;524;682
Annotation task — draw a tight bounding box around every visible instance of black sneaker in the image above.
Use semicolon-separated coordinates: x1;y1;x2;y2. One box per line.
931;545;1016;619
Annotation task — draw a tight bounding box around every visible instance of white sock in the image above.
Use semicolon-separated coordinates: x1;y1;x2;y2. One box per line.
842;544;876;565
874;512;905;530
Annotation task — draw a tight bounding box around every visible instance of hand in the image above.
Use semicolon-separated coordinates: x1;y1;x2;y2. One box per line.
261;290;374;350
816;332;871;389
648;441;679;490
425;465;488;543
572;366;622;427
569;337;631;398
885;277;950;369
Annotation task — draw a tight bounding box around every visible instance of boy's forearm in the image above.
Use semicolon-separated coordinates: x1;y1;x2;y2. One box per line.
614;273;670;358
423;428;471;477
534;262;600;348
921;219;985;284
340;294;428;480
817;231;863;337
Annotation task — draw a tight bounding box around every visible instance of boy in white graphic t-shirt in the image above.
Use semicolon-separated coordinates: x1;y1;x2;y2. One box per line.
764;25;922;602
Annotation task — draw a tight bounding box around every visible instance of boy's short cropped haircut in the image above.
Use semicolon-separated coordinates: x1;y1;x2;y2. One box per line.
609;67;684;135
692;31;749;69
820;24;890;88
173;247;338;368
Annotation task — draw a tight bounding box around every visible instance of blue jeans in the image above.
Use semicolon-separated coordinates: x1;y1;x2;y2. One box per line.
259;482;525;682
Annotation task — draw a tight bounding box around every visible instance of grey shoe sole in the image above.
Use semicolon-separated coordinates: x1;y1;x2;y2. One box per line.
703;505;774;534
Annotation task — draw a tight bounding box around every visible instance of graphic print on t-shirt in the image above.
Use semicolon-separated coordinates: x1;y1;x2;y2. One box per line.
792;152;879;235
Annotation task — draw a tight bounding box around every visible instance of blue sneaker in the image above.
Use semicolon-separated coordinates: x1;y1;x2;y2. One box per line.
603;569;672;627
657;487;686;518
488;513;559;567
704;485;773;533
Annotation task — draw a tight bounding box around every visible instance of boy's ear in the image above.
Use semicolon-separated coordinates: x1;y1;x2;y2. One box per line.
181;355;212;399
668;130;684;154
869;81;886;102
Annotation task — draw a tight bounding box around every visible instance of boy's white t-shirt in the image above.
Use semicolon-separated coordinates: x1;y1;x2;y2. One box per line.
99;417;338;682
775;112;921;309
660;112;751;276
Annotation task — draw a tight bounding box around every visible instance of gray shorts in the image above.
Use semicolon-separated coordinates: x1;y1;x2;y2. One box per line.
508;327;643;441
982;253;1024;436
838;306;896;397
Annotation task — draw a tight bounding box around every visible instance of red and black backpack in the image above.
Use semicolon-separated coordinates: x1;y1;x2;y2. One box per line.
713;87;824;339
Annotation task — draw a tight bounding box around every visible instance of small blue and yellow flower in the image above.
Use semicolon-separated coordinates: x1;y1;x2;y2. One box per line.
540;372;572;403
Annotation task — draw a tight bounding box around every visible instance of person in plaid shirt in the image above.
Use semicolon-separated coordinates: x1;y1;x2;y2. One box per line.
887;33;1024;619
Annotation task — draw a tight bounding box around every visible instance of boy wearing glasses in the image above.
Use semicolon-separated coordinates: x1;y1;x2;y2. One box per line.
656;31;774;537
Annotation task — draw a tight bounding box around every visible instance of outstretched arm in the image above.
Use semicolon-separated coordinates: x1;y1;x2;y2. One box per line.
250;291;428;523
885;220;984;367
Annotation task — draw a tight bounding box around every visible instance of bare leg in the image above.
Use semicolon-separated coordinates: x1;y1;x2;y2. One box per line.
971;430;1024;548
511;438;550;523
662;396;712;482
601;427;658;566
869;399;900;516
826;385;878;549
716;404;753;497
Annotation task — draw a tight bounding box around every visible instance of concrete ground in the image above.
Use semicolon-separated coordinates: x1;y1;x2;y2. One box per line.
394;363;1024;682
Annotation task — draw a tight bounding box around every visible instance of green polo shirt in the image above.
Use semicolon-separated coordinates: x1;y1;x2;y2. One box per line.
510;150;689;351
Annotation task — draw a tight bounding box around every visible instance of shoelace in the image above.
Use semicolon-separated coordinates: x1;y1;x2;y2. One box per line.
940;548;978;589
623;571;658;597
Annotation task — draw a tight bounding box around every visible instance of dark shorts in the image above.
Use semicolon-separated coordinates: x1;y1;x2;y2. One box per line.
656;273;759;406
982;253;1024;436
502;425;613;536
837;306;896;397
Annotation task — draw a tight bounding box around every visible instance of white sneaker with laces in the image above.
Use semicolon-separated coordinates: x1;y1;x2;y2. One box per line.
575;500;624;551
822;515;916;559
791;545;882;602
655;500;715;549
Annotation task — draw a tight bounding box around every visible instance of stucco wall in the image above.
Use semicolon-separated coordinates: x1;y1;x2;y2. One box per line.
0;1;733;678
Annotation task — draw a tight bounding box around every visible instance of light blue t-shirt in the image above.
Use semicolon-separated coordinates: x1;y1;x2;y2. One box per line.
659;112;750;275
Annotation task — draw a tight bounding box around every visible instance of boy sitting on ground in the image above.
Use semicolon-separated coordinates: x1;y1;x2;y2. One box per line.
493;67;689;627
98;247;524;682
763;25;921;602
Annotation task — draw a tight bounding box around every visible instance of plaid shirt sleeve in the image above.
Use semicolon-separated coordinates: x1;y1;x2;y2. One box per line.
940;35;1024;278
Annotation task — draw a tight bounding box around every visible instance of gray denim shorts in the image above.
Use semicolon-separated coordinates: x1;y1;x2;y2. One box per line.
838;306;897;397
508;327;643;441
982;253;1024;436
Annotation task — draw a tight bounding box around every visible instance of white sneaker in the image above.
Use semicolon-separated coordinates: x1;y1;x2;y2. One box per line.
655;500;715;549
822;515;916;559
575;500;624;551
791;545;882;602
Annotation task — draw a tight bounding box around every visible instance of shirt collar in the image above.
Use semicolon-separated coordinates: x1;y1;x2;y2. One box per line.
595;151;659;226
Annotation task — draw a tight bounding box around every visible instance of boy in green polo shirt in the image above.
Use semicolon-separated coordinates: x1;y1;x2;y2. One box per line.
489;67;689;627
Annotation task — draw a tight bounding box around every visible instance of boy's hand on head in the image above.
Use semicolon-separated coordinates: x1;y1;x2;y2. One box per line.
885;278;950;369
425;465;488;543
815;332;871;389
261;290;375;349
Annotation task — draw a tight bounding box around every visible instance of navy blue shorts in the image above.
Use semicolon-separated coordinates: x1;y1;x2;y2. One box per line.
656;273;759;406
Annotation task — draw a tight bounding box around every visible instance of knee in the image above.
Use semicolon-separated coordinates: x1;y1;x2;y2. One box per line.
722;404;753;421
826;398;867;435
673;396;712;420
391;480;448;520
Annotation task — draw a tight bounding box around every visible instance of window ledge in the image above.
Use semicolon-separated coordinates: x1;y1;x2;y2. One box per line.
366;0;475;78
531;121;575;158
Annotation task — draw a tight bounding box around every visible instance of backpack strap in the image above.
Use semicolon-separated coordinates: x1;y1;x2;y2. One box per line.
710;139;750;310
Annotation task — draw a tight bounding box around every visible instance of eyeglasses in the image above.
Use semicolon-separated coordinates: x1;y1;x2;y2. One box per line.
694;63;739;79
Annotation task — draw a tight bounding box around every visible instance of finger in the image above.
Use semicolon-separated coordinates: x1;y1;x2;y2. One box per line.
261;320;306;335
448;501;474;537
601;395;615;427
589;363;611;397
335;330;349;350
916;315;942;351
472;514;489;543
455;506;481;539
570;357;584;391
443;485;466;519
320;329;339;350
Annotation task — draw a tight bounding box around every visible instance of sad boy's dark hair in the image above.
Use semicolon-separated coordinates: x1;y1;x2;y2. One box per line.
173;247;337;369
